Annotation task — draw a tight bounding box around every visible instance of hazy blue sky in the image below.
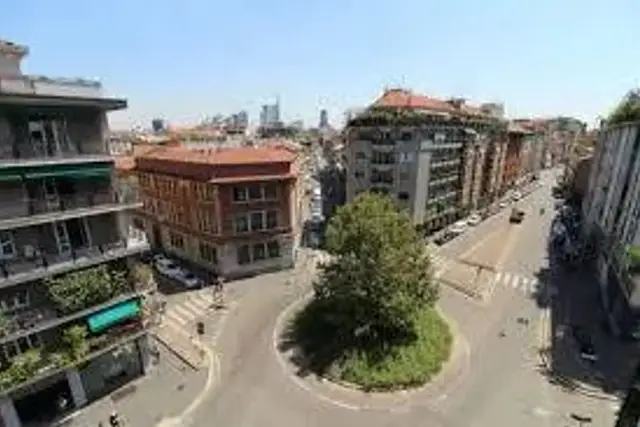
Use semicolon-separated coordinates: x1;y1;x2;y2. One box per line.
2;0;639;129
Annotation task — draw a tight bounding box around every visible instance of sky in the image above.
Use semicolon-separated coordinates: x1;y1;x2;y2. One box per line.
2;0;639;130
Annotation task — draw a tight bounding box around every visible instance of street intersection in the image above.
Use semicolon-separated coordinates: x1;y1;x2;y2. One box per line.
72;170;624;427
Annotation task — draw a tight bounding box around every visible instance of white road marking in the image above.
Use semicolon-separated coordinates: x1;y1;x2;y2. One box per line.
183;300;203;315
494;272;503;285
173;305;196;321
532;406;552;417
501;273;512;287
528;279;539;294
189;296;210;310
166;310;187;325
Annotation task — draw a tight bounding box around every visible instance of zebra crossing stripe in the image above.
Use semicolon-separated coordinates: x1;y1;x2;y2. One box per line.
166;310;187;325
511;275;521;289
501;273;511;287
189;296;210;310
173;305;196;321
494;272;503;286
183;300;202;314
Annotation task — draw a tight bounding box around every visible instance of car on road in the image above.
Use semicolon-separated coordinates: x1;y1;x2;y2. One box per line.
449;221;468;235
509;208;525;223
175;270;203;289
499;200;508;209
153;256;182;279
467;214;482;226
572;326;598;362
512;191;522;201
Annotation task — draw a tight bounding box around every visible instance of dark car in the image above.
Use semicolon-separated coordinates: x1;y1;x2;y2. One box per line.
509;208;525;223
572;326;597;362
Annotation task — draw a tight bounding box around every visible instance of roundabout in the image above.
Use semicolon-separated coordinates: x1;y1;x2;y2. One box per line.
271;291;471;412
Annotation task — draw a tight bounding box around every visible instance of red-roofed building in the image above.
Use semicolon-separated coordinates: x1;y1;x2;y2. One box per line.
346;88;507;233
132;144;300;279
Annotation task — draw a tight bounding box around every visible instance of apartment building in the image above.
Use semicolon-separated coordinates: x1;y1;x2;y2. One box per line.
135;144;299;279
345;88;506;232
501;124;528;190
0;40;151;427
583;122;640;337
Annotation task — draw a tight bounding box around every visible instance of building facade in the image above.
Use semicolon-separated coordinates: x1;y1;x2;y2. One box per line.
135;145;299;279
583;122;640;337
0;40;151;427
502;125;526;190
345;89;506;232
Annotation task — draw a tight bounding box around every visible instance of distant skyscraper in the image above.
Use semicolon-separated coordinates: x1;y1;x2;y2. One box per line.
151;118;165;133
236;110;249;127
319;109;329;128
260;101;280;126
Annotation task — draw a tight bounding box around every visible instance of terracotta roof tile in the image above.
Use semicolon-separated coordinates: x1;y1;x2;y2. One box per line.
370;88;488;116
139;145;295;166
114;156;136;172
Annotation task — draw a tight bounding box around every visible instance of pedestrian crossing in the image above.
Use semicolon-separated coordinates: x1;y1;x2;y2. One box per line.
164;290;217;328
429;252;546;298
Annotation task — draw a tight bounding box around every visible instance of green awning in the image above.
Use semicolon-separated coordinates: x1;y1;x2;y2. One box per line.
25;165;112;180
87;299;141;333
0;173;22;182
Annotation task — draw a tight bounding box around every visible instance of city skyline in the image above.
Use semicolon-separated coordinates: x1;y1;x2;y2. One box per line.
2;0;638;130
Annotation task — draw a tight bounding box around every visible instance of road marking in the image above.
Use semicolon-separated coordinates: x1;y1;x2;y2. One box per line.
174;305;196;321
494;272;503;285
183;300;203;314
532;407;552;417
189;296;210;310
166;310;188;325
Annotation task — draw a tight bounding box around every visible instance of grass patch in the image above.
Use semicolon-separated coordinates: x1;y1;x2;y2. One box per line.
283;301;452;391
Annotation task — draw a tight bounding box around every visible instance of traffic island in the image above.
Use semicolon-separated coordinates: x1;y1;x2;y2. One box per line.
280;299;452;392
458;226;517;270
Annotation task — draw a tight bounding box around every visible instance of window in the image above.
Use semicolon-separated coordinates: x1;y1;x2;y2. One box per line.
252;243;266;261
199;242;217;263
355;152;366;159
250;212;264;230
398;192;410;201
355;171;365;179
267;241;280;258
0;231;15;260
234;214;249;233
237;245;251;265
198;211;215;233
169;232;185;250
264;184;278;200
266;210;278;228
233;187;248;202
248;185;262;200
1;290;30;312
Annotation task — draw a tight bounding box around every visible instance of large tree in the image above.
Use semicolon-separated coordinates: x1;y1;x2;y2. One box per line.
313;193;438;344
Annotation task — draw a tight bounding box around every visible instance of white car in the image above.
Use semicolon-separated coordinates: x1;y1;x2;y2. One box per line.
512;191;522;201
176;270;202;289
449;221;468;235
499;201;508;209
154;256;182;279
467;214;482;226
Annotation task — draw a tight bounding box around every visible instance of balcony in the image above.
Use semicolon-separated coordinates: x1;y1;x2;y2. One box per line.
0;75;126;110
0;191;141;231
0;264;152;345
0;230;149;289
0;318;146;394
429;175;459;187
430;158;461;168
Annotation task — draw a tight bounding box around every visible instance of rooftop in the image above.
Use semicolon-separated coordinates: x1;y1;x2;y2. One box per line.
138;145;296;166
371;88;487;116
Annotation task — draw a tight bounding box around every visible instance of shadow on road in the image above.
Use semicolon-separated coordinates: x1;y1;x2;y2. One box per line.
528;217;639;401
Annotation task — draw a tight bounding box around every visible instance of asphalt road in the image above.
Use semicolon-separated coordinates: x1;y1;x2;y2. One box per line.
181;168;620;427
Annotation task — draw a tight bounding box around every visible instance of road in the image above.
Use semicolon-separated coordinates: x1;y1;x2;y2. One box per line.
170;168;621;427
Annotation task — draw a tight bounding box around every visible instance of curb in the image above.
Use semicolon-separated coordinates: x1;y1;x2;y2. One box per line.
151;331;204;371
278;293;468;399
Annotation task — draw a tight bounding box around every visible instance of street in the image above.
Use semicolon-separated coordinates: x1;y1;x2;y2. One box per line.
75;168;625;427
174;170;622;426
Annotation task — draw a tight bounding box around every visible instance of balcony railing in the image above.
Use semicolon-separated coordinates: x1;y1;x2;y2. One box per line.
0;150;111;164
0;319;147;394
431;158;461;168
0;192;141;231
0;231;149;288
0;291;147;346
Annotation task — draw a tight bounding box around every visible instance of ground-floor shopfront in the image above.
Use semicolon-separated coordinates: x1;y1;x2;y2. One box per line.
0;334;152;427
596;254;640;339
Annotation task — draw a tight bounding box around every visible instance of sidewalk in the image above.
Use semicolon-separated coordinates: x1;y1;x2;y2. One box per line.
59;343;206;427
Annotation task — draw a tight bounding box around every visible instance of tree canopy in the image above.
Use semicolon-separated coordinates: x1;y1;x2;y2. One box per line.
313;193;438;343
608;89;640;125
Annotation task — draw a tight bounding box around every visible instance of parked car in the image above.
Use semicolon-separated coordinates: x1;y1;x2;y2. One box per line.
499;201;508;209
512;191;522;201
449;221;468;235
467;214;482;226
176;270;203;289
509;208;525;223
154;256;182;279
572;326;597;362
